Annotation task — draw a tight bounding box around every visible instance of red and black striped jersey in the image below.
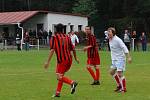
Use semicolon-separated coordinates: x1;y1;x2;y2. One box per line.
50;33;74;63
87;34;99;58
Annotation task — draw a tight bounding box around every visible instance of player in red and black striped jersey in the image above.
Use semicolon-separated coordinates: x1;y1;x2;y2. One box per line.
83;26;101;85
44;24;79;97
50;34;73;64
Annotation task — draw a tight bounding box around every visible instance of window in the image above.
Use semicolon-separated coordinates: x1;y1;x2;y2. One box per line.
37;24;44;32
70;25;74;31
3;27;9;38
78;25;82;32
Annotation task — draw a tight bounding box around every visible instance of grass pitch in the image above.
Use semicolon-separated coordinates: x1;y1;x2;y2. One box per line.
0;50;150;100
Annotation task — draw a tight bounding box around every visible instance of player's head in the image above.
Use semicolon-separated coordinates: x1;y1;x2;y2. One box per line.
71;30;75;35
85;26;91;35
142;32;145;36
56;23;64;33
133;30;136;35
107;27;116;39
125;29;128;33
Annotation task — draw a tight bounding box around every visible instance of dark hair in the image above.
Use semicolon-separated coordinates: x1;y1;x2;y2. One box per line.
56;23;64;33
85;26;91;30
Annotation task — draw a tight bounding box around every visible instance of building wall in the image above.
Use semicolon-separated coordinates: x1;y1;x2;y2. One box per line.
24;14;48;32
47;13;88;33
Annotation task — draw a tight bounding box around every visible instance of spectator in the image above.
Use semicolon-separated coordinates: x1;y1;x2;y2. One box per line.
48;30;52;39
16;33;21;51
37;29;43;39
37;29;43;45
29;30;34;38
24;31;30;51
140;32;147;51
43;30;48;45
0;34;4;51
123;30;131;50
131;31;139;51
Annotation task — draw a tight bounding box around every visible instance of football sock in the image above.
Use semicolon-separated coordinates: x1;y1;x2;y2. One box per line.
96;68;100;81
113;73;121;86
121;76;126;91
56;80;63;95
62;76;73;85
87;67;96;80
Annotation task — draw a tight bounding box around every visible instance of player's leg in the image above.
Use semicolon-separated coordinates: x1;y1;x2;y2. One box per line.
53;63;72;97
60;62;78;94
61;68;78;94
95;65;100;81
86;64;97;84
92;65;100;85
63;61;78;94
117;71;126;92
116;60;126;93
53;72;78;97
52;73;63;97
93;55;101;85
110;65;121;92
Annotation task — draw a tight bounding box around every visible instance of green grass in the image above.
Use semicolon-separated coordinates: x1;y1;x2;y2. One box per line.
0;50;150;100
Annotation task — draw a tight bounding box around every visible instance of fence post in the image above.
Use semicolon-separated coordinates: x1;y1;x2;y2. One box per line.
132;38;135;51
4;39;7;50
37;39;39;51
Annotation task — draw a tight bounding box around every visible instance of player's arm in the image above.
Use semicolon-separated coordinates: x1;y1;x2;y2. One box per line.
125;52;132;64
44;49;55;69
83;36;96;51
83;45;92;52
44;36;55;69
119;39;132;63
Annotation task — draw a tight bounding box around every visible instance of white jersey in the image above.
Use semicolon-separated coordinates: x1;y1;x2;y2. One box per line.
70;34;79;46
109;35;129;60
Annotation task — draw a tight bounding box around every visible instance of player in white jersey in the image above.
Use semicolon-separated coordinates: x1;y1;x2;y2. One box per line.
107;27;132;93
70;31;79;47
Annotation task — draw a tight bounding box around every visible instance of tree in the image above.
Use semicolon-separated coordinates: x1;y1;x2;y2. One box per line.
72;0;102;37
72;0;97;16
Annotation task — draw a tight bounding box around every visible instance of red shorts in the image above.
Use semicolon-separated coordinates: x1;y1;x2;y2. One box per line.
87;56;100;65
56;60;72;74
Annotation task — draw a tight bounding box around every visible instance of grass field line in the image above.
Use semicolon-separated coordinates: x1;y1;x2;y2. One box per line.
0;68;84;76
134;63;150;66
0;62;150;76
0;72;46;76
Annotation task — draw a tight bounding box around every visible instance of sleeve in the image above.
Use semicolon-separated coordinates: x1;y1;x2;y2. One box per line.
49;36;55;50
75;35;79;43
118;38;129;53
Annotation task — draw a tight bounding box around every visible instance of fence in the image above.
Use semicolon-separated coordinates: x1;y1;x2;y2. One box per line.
0;38;49;51
0;38;149;51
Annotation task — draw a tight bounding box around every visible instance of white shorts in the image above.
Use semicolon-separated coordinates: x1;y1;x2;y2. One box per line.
111;60;126;71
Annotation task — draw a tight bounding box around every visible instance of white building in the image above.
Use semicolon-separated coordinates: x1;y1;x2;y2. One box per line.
0;11;88;36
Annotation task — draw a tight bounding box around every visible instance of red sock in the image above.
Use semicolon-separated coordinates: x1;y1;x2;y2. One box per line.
87;67;96;80
56;80;63;95
121;76;126;91
62;76;73;85
96;68;100;81
113;74;121;86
